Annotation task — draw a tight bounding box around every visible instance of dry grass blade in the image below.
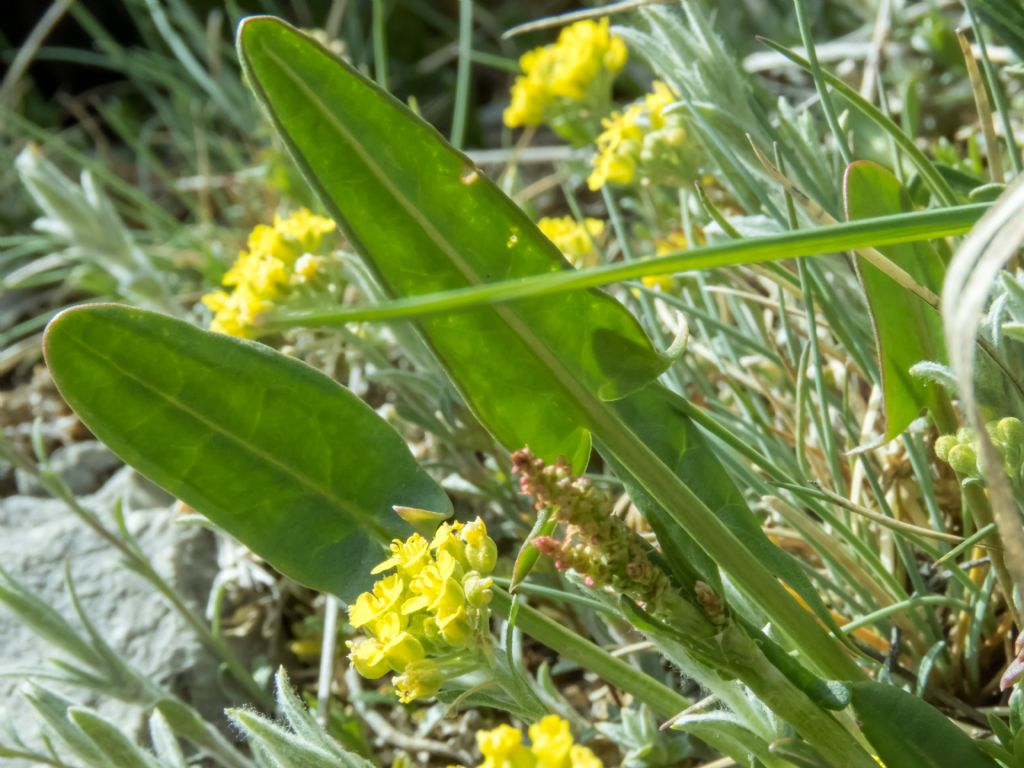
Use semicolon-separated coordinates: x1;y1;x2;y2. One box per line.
957;29;1004;183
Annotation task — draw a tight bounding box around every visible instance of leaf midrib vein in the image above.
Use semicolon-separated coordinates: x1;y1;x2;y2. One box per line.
62;329;392;540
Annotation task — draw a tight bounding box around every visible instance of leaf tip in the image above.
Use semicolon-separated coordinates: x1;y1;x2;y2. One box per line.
42;302;118;371
236;14;289;60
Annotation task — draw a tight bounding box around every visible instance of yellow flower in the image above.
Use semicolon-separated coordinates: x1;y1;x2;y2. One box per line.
273;208;335;253
346;636;391;679
372;533;431;577
643;80;676;130
348;573;405;634
471;717;602;768
503;18;626;130
463;518;498;573
478;725;536;768
402;550;466;616
201;208;335;337
546;19;626;101
538;217;605;268
347;517;499;703
202;284;270;339
505;75;548;129
432;521;469;568
529;715;573;768
568;745;602;768
393;659;443;703
587;81;683;191
375;612;426;670
222;249;289;295
587;105;643;190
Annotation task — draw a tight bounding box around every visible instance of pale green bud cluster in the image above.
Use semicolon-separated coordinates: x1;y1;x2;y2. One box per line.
935;417;1024;480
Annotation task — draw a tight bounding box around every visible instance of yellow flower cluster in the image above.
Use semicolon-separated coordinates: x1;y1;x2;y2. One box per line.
504;19;627;131
588;81;684;190
538;216;605;268
346;518;497;703
451;716;602;768
201;209;335;337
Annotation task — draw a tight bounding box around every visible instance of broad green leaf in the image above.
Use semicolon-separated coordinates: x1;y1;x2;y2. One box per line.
238;16;669;472
844;161;947;438
44;304;449;600
850;681;999;768
238;17;862;681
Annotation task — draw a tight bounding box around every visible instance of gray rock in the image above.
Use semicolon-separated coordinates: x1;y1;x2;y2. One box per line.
0;466;228;760
14;440;123;496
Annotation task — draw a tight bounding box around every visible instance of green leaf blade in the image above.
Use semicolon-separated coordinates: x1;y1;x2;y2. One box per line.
844;160;947;438
44;304;450;600
851;681;999;768
237;16;669;469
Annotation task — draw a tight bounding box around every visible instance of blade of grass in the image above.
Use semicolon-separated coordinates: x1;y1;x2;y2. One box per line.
267;204;987;328
756;37;958;206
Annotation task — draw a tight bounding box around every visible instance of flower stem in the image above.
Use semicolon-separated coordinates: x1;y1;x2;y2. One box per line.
491;587;689;718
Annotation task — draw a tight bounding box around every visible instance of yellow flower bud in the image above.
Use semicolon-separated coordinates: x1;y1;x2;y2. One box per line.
934;434;959;462
292;253;323;282
463;572;493;608
432;521;470;569
436;605;474;647
463;518;498;574
948;443;979;476
998;417;1024;450
393;659;443;703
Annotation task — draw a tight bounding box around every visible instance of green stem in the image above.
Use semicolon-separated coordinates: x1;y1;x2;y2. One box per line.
590;406;865;681
371;0;388;88
491;589;689;718
450;0;473;149
723;626;877;768
789;0;851;165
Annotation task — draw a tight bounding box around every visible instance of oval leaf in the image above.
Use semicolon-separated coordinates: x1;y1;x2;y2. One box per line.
237;16;670;471
44;304;450;600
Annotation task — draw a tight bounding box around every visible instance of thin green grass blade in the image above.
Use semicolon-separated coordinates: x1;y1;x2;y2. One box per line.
756;36;959;206
270;204;987;328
